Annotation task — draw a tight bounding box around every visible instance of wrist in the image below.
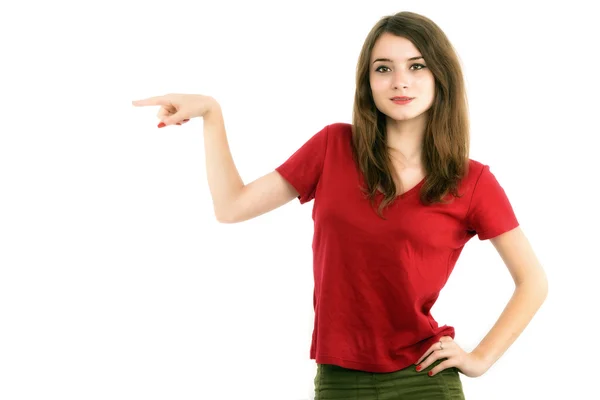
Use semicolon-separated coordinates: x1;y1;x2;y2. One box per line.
471;349;496;368
205;98;221;119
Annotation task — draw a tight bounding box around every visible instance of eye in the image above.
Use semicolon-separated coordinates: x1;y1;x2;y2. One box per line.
375;65;391;73
374;64;427;73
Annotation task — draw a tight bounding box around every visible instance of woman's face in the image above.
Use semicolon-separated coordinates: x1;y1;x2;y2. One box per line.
369;33;435;123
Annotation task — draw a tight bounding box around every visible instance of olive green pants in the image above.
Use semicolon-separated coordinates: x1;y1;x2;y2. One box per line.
314;358;465;399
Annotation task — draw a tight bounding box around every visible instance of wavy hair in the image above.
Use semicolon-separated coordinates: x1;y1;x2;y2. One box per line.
351;11;470;219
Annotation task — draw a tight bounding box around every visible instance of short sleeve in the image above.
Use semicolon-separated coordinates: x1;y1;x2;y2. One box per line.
275;124;329;204
466;165;520;240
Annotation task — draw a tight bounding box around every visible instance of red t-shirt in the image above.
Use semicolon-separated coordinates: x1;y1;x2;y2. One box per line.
275;122;519;373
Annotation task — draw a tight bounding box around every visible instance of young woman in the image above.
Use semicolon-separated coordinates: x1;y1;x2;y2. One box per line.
132;11;548;400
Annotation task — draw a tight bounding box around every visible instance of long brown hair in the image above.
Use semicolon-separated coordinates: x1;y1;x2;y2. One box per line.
352;11;470;219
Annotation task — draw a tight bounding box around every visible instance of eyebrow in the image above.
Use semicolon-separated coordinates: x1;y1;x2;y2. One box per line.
372;56;424;64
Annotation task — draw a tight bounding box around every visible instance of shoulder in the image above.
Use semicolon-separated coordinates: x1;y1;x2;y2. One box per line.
465;158;488;182
321;122;353;149
325;122;353;137
464;159;511;196
305;122;351;143
458;159;492;194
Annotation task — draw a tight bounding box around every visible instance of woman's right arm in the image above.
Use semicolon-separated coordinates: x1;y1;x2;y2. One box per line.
203;103;299;223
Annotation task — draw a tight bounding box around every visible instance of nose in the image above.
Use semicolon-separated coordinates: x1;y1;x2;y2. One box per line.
391;69;410;89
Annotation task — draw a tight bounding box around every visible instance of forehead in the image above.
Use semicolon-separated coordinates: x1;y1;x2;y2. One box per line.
371;33;421;61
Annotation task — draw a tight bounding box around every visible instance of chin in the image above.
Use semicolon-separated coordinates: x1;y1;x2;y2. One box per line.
386;111;420;121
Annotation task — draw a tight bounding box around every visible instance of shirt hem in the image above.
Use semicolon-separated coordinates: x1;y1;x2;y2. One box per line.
311;327;455;373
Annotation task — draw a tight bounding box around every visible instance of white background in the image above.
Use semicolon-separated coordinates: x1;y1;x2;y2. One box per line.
1;1;599;399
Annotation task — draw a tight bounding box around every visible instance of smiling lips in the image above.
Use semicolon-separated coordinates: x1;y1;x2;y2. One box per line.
391;96;414;104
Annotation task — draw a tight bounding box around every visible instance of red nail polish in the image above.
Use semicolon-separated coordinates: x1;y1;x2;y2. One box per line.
157;122;166;128
416;365;422;371
428;371;433;376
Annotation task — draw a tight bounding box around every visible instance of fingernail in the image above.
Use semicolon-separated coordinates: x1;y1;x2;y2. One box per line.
157;122;166;128
428;371;433;376
176;122;181;125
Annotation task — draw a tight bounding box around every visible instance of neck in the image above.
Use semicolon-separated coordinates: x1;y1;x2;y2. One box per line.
385;115;427;168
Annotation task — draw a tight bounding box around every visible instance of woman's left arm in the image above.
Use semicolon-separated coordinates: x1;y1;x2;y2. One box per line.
471;226;549;366
415;226;548;377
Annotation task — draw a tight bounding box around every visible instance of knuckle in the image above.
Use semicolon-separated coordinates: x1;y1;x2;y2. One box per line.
440;360;450;368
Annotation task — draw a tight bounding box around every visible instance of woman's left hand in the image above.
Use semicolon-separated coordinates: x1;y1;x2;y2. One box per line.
414;336;492;378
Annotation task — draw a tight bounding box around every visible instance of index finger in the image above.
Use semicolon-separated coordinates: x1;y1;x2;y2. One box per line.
131;96;169;107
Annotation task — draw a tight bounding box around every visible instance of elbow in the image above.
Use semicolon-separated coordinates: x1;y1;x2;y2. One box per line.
215;208;239;224
216;212;236;224
214;196;242;224
217;217;238;224
541;274;549;301
537;269;549;299
516;270;549;301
